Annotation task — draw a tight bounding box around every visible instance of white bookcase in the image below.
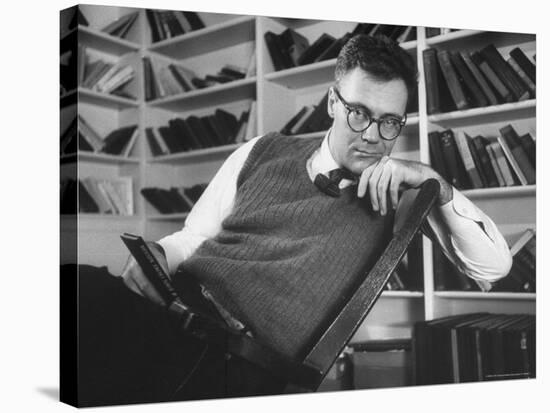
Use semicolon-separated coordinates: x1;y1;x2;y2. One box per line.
60;5;536;344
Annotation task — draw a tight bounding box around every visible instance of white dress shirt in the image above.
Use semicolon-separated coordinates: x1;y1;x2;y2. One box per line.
159;132;512;291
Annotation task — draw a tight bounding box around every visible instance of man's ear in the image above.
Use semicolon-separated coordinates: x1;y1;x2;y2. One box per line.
327;86;336;118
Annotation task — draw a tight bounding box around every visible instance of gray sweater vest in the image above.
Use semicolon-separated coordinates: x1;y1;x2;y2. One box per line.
176;132;394;359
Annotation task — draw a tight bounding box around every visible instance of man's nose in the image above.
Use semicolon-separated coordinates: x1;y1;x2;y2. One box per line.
360;123;380;143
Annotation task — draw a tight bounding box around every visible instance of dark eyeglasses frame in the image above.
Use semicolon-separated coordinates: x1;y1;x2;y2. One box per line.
333;87;407;141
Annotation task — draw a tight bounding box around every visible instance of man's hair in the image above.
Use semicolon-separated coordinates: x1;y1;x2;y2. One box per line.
334;34;417;100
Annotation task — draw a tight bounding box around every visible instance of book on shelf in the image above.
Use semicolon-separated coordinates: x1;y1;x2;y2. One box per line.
414;313;535;385
499;124;535;184
479;44;530;102
470;51;513;104
449;51;489;108
141;183;207;214
436;50;470;111
264;30;294;71
60;116;78;155
432;244;479;292
518;133;535;168
469;135;499;188
460;51;499;106
427;131;450;183
509;47;536;85
453;131;483;189
145;9;205;43
292;92;331;135
60;178;78;214
102;125;139;156
485;141;506;187
507;57;535;98
78;176;133;215
297;33;336;66
439;129;470;189
487;142;515;186
99;10;139;39
279;28;310;66
493;228;536;293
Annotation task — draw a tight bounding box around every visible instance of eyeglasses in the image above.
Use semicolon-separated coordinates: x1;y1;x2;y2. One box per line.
333;87;407;140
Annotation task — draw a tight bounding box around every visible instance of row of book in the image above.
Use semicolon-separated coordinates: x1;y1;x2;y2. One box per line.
61;177;134;215
280;92;331;136
141;184;207;214
60;114;139;157
146;104;256;155
425;28;458;38
264;22;416;72
77;51;137;99
433;228;536;293
145;9;205;43
69;7;138;39
142;54;256;101
413;312;535;384
423;44;535;114
429;124;535;190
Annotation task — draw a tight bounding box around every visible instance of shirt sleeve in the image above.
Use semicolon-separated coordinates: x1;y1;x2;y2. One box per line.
157;135;262;275
423;187;512;290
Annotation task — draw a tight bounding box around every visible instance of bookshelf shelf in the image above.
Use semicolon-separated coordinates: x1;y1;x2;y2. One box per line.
60;152;141;165
428;99;536;127
146;213;189;221
425;29;484;46
147;77;256;111
148;15;256;59
462;185;536;199
148;143;243;164
78;87;139;109
434;291;536;300
265;59;336;89
380;291;424;298
78;25;141;56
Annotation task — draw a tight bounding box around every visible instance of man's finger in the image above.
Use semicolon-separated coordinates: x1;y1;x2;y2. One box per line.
368;162;385;212
377;164;392;216
389;172;400;209
357;162;377;198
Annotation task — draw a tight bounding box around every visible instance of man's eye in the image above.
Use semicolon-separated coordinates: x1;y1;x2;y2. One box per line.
352;109;367;119
383;118;400;127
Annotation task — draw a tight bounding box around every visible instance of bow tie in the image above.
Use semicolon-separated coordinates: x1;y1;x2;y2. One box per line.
314;168;356;197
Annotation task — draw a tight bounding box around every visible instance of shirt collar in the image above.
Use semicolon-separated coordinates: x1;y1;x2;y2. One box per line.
307;128;356;188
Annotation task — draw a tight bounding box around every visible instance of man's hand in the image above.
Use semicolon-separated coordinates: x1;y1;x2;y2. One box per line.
357;156;453;215
120;242;169;307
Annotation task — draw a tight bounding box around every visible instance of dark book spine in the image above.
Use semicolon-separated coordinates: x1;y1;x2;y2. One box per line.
460;51;500;106
518;133;536;168
145;128;163;156
428;131;449;182
439;129;469;189
168;118;194;151
298;34;336;66
281;106;309;135
499;125;536;184
423;48;441;114
181;11;205;31
509;47;536;84
479;44;530;101
471;51;513;103
167;64;192;92
436;50;469;110
264;31;289;71
450;51;489;108
471;136;499;187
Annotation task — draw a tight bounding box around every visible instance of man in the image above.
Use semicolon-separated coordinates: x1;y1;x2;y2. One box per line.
82;34;511;405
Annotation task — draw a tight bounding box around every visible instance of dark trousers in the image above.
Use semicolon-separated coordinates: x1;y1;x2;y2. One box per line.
71;265;285;407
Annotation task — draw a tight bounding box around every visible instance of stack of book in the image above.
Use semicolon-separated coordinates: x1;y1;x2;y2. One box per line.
78;51;137;99
264;23;415;72
142;55;256;101
423;44;535;114
428;124;535;190
99;10;139;39
146;105;255;155
413;312;535;384
433;228;536;293
141;183;207;214
384;234;424;291
62;176;134;215
78;115;139;157
145;9;205;43
280;92;331;136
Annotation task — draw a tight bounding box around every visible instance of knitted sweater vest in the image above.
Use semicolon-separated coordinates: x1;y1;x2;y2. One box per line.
176;132;395;359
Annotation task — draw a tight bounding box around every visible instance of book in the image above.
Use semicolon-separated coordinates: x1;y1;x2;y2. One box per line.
281;106;309;135
518;133;536;168
279;28;310;66
174;11;192;33
509;47;536;85
101;125;138;155
496;135;528;186
450;51;488;108
78;180;100;213
168;63;196;92
439;129;470;189
297;33;336;66
315;32;352;62
245;50;257;78
120;233;183;307
99;66;135;94
296;92;331;134
507;57;535;98
485;140;506;187
100;11;139;38
471;51;513;103
454;131;483;189
289;105;315;135
499;125;535;184
428;131;449;182
158;66;184;96
488;142;515;186
479;44;530;101
142;57;155;101
181;11;205;31
264;31;293;71
470;135;499;187
423;48;441;114
436;50;469;111
460;51;499;106
146;128;164;157
77;115;104;152
145;9;161;43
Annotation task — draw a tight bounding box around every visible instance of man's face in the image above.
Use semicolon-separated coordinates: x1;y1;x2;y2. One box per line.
327;67;408;175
